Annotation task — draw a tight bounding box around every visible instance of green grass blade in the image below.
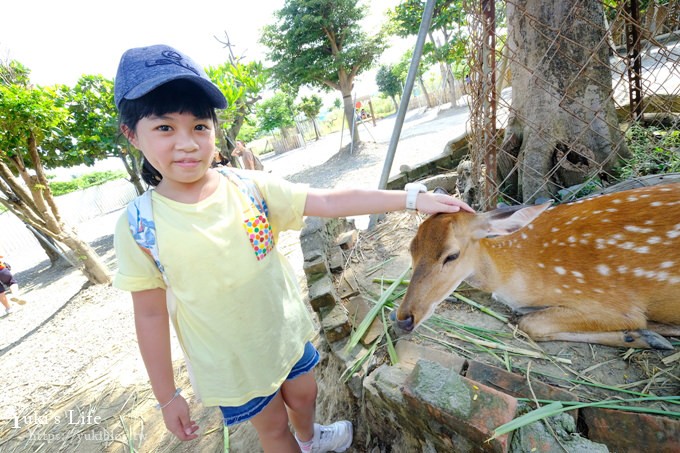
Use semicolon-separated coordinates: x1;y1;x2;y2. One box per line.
345;266;411;351
488;401;564;440
371;278;509;323
492;395;680;441
452;292;509;323
341;341;379;382
382;309;399;365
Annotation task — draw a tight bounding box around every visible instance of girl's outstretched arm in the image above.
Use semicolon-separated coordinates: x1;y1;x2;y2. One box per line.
303;188;473;218
133;288;199;441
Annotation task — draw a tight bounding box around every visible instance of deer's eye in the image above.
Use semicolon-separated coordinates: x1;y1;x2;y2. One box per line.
443;252;459;265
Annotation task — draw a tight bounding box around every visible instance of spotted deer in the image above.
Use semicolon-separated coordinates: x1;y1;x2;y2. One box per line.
395;184;680;349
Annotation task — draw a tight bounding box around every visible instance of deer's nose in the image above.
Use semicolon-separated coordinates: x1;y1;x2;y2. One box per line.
395;314;415;332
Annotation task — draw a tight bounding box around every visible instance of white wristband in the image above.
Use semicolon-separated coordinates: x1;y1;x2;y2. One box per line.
404;183;427;211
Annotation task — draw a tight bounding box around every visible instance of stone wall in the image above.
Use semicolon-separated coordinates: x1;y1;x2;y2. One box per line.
299;217;680;453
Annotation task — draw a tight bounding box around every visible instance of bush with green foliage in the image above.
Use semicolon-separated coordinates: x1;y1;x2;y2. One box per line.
620;124;680;179
49;170;127;196
370;96;398;118
236;117;258;144
376;65;403;107
256;92;296;134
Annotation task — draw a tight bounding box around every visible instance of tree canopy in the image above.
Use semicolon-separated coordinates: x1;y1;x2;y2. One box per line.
53;75;145;194
388;0;469;102
256;91;297;134
261;0;388;144
298;94;324;140
297;95;323;121
206;60;267;148
376;64;404;110
0;68;111;284
262;0;384;92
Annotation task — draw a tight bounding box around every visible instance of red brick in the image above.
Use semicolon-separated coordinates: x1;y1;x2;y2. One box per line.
465;361;579;420
582;407;680;452
403;359;518;452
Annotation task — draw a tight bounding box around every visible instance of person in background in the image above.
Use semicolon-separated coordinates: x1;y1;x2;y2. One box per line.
0;258;26;316
212;150;231;168
231;140;261;170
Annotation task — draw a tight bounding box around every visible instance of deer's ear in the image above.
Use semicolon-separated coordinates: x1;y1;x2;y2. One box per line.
433;187;449;195
472;202;552;239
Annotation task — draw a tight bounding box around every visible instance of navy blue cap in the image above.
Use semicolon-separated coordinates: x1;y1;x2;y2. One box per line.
114;44;227;110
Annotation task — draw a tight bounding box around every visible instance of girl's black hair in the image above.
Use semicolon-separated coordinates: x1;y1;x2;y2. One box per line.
119;79;220;186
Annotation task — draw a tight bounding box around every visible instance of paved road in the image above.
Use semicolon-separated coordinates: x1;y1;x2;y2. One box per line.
264;103;470;186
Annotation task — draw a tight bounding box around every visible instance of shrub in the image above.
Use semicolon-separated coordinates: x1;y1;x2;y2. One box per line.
619;124;680;179
369;96;397;119
50;170;127;196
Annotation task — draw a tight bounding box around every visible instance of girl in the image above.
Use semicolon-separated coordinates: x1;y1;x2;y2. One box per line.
112;44;472;453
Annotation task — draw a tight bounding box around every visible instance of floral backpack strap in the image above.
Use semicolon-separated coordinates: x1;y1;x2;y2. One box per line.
217;168;269;218
127;190;169;283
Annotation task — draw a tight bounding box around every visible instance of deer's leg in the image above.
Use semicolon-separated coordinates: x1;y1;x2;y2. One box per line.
517;306;673;350
646;322;680;337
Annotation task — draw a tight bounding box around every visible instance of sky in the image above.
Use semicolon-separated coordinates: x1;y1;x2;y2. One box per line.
0;0;410;97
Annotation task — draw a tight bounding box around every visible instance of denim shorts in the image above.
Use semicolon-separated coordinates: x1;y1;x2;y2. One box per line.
219;341;319;426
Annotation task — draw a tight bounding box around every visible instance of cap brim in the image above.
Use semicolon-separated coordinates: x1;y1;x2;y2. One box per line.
122;74;227;109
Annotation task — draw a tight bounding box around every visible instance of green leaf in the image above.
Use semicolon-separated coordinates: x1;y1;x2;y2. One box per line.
382;309;399;365
488;401;564;441
345;266;410;352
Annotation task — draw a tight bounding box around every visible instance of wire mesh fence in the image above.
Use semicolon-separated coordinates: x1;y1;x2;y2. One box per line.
463;0;680;210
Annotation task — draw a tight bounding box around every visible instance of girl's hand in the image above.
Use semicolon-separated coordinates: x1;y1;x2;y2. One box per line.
416;192;475;215
161;396;199;441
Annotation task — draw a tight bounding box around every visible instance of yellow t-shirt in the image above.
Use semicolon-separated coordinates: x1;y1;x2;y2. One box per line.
113;170;316;407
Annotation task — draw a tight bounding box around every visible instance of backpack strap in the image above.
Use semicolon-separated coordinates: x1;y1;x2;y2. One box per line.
126;169;268;281
218;168;269;218
127;190;168;283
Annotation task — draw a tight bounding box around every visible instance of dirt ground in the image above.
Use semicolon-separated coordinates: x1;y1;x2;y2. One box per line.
1;103;678;452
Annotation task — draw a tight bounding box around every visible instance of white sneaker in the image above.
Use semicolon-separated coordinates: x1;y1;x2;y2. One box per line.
5;307;15;315
311;421;353;453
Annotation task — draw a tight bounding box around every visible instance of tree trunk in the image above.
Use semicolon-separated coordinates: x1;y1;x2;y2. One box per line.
446;64;458;106
59;232;111;284
341;93;360;145
418;77;434;109
1;134;112;285
32;229;63;266
119;150;145;195
311;119;321;140
391;96;399;112
438;63;451;104
500;0;629;203
227;107;247;143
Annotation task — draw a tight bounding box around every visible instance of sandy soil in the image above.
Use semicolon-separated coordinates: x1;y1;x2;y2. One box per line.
0;105;471;452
